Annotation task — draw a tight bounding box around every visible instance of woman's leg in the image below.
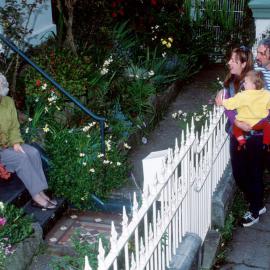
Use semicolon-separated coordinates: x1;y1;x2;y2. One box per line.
21;144;48;187
230;136;249;193
0;145;48;197
245;135;264;216
230;135;264;217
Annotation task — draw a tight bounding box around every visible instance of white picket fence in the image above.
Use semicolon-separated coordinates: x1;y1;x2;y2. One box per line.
84;106;230;270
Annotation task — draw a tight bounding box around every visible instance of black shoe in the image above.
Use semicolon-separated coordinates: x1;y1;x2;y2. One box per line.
241;212;259;227
31;200;56;210
47;198;58;206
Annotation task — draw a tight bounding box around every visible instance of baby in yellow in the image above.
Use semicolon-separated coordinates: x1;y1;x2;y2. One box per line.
219;70;270;147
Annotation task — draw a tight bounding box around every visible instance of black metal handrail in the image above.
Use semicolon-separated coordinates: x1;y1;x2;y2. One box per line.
0;34;106;154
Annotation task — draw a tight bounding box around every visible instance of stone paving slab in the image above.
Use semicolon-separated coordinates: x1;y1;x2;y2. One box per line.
220;264;266;270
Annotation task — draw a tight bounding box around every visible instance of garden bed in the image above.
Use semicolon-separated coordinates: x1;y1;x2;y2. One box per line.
127;80;184;148
0;0;254;210
0;202;42;269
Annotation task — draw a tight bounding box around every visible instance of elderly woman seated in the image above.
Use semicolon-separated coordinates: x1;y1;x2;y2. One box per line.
0;73;56;209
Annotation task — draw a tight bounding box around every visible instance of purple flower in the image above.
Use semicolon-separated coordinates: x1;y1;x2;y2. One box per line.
0;217;6;226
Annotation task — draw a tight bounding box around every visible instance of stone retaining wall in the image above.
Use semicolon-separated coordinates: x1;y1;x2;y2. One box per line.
5;223;43;270
169;164;236;270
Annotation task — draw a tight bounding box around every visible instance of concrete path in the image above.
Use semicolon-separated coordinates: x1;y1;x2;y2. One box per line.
219;176;270;270
128;64;225;189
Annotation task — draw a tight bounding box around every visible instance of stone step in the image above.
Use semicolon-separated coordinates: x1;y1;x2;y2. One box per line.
24;198;68;236
0;174;68;236
0;174;30;206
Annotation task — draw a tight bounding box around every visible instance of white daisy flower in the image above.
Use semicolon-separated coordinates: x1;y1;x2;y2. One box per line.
123;143;131;149
43;124;50;133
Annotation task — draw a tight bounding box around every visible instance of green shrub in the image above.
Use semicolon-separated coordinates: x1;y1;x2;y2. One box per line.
0;202;33;245
50;230;109;270
0;202;33;268
45;127;129;209
23;49;102;98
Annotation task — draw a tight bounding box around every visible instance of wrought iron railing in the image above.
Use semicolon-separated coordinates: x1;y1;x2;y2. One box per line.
0;34;106;154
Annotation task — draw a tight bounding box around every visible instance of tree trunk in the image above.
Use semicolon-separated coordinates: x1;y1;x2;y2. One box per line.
65;8;77;56
10;55;20;97
56;0;77;56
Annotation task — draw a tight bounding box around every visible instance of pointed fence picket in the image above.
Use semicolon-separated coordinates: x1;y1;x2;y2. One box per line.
84;106;230;270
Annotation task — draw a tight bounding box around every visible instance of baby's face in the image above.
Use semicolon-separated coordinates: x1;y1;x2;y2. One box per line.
244;76;255;90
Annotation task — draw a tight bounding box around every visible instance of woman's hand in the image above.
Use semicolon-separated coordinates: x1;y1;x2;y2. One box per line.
215;90;224;106
13;143;25;153
234;119;252;132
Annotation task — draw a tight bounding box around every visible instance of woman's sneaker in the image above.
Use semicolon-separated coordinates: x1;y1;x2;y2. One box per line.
243;207;266;219
241;212;259;227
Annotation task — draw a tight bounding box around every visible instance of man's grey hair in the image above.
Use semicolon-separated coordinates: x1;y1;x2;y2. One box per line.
0;73;9;96
258;38;270;49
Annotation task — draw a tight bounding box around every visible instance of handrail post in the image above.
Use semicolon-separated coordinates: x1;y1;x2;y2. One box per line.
100;120;105;156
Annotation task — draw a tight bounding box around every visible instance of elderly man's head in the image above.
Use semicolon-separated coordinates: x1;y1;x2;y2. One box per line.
256;38;270;69
0;73;9;96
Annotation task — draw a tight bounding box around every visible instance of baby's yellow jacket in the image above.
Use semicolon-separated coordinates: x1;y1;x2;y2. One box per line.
223;89;270;126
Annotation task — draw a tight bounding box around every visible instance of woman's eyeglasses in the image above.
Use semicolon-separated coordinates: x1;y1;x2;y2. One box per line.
239;45;250;52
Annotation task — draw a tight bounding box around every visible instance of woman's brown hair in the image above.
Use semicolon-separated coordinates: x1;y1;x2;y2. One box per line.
224;46;254;93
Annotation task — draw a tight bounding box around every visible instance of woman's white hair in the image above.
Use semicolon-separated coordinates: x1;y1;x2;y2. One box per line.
0;73;9;96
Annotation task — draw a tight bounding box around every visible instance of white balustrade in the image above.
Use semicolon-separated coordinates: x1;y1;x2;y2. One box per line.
85;107;230;269
84;256;92;270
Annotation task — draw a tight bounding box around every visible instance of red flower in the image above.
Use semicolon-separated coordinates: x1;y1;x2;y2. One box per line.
151;0;157;5
118;8;124;16
0;163;10;180
50;88;60;96
36;79;41;87
179;7;185;15
112;12;117;17
50;50;55;57
111;2;116;8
